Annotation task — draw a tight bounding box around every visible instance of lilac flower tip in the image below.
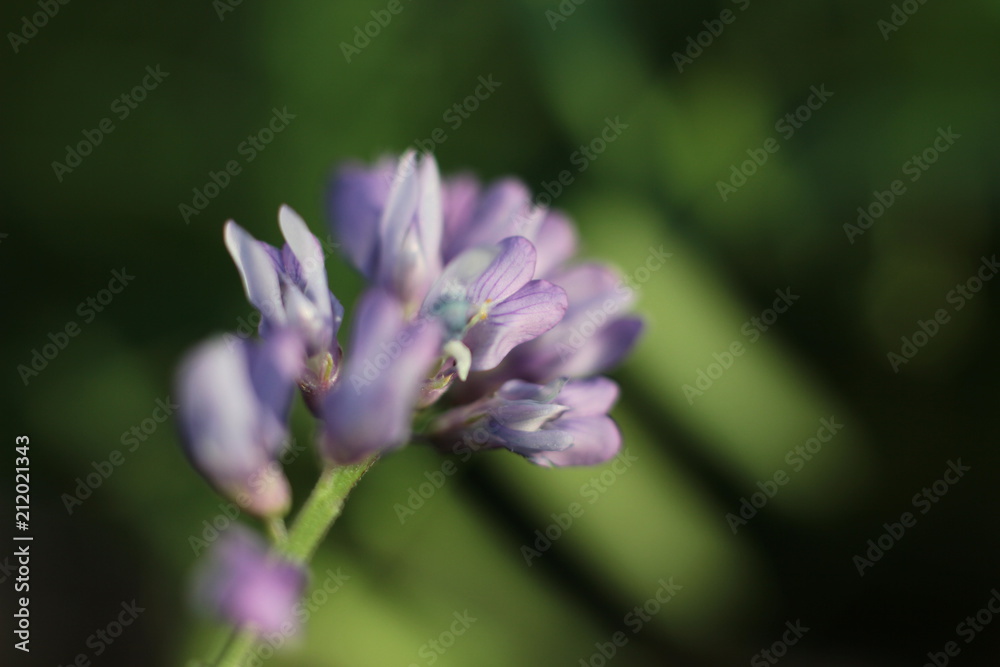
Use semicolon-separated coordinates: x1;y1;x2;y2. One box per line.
175;335;298;516
194;527;306;636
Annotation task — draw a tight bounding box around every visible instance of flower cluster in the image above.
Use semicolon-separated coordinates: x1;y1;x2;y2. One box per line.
175;151;641;633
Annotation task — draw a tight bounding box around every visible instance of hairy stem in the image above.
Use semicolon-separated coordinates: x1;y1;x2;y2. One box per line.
283;456;378;563
206;456;377;666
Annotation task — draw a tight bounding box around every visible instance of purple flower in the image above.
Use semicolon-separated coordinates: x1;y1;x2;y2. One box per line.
193;527;306;635
438;174;580;277
320;289;443;464
328;151;443;309
439;176;542;262
327;153;636;386
422;235;568;378
328;153;579;308
429;376;621;467
224;205;344;400
472;263;643;391
431;168;640;382
175;332;303;517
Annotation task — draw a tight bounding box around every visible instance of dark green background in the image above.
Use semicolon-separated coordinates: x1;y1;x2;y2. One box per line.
3;0;999;665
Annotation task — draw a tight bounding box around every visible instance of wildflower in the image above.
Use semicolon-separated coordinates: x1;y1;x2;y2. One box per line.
225;205;344;403
429;376;622;467
175;332;303;517
193;527;306;635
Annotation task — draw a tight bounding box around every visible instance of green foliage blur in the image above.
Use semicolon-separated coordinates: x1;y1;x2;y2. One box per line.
3;0;999;665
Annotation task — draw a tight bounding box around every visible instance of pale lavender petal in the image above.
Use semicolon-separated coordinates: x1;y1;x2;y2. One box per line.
327;158;395;276
533;211;578;278
443;179;539;260
321;289;443;463
377;151;422;281
464;279;568;371
281;284;333;357
279;205;333;324
415;155;444;276
492;422;574;454
427;402;572;456
553;316;644;379
224;222;286;332
277;244;304;285
427;374;623;465
526;377;621;467
176;336;294;516
555;263;633;307
358;152;444;305
490;401;568;432
528;414;621;467
467;236;537;305
177;338;261;480
441;174;480;245
194;527;306;635
496;378;566;402
226;211;344;366
499;264;642;381
246;330;305;458
556;376;620;415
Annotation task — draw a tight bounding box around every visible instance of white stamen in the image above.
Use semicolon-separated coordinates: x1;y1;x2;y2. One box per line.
443;340;472;381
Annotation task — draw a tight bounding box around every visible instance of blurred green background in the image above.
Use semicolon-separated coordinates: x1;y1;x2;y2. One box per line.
3;0;1000;665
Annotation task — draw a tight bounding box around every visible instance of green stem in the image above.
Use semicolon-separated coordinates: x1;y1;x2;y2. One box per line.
211;627;256;667
202;456;378;667
282;455;378;563
265;517;288;547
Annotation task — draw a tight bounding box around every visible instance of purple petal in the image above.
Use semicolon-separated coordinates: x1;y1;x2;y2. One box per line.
443;179;538;261
527;377;621;467
226;212;344;358
503;264;643;381
377;151;422;277
441;173;481;246
416;155;444;273
528;414;621;467
177;338;261;479
224;222;286;333
551;316;644;379
493;422;574;454
429;377;620;462
278;244;305;285
176;336;295;516
321;289;443;463
532;211;578;278
327;158;395;277
556;263;633;307
279;205;334;324
245;330;305;458
375;152;443;304
468;236;537;306
490;401;568;432
465;279;568;371
280;286;331;357
496;378;566;402
193;527;306;635
493;377;621;465
556;376;620;415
